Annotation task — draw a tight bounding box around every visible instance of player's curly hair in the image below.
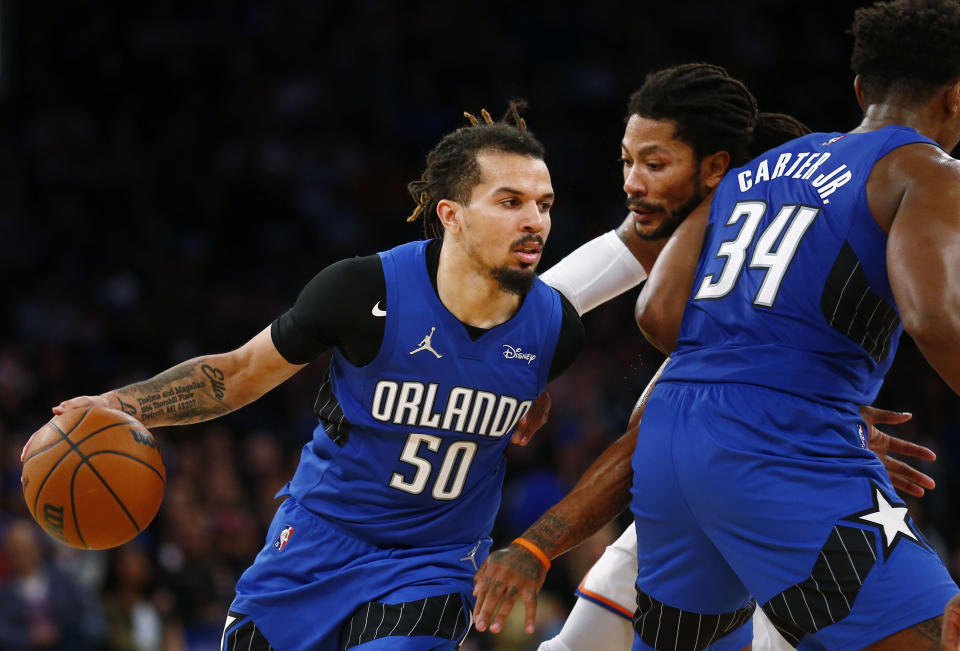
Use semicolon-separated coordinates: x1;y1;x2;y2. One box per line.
407;102;545;239
851;0;960;103
626;63;807;167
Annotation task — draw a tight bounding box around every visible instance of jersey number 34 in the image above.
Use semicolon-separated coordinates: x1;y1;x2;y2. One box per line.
695;201;820;307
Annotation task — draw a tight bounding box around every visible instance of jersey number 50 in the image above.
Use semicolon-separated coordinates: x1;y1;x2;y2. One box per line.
389;433;478;501
695;201;819;307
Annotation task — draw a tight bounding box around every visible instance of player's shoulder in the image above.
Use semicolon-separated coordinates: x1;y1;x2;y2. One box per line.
310;253;384;286
294;254;384;311
868;141;960;231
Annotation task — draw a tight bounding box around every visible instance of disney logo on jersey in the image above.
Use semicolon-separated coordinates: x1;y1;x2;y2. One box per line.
502;344;536;365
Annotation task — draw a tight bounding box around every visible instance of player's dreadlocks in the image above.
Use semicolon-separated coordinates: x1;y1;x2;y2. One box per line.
627;63;791;168
750;112;811;156
407;101;544;239
851;0;960;104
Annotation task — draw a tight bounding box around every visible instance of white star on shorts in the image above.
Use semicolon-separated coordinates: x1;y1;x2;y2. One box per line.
857;488;918;548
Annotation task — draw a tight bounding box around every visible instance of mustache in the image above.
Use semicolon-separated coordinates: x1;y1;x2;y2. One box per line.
625;197;665;214
511;234;544;249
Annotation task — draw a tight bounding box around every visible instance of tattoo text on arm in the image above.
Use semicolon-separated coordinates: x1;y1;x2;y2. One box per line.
113;359;230;426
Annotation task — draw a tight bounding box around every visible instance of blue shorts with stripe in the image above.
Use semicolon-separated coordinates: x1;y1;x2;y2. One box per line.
630;381;957;651
223;497;487;651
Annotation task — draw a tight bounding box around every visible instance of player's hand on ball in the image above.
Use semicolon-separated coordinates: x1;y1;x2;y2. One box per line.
512;391;551;446
473;542;547;634
52;394;114;415
21;395;113;462
860;405;936;498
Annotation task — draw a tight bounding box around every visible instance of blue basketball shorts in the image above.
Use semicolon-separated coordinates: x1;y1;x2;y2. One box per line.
222;497;489;651
630;381;957;651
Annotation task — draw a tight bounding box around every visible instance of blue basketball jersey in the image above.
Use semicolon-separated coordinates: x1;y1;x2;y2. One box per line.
661;126;942;407
281;240;563;547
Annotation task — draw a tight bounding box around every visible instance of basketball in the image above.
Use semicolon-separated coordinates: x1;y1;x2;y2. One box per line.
21;406;166;549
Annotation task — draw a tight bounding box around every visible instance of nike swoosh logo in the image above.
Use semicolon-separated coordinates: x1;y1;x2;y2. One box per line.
372;301;386;317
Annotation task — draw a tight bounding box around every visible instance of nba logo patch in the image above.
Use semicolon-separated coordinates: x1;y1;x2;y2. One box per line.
857;424;866;448
274;525;294;551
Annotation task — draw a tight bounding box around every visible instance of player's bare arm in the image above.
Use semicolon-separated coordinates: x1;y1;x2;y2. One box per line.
473;359;665;634
473;426;636;635
883;146;960;396
635;193;713;353
52;327;305;427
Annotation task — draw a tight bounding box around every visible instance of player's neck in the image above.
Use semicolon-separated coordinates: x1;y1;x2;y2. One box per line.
854;103;943;144
436;245;524;329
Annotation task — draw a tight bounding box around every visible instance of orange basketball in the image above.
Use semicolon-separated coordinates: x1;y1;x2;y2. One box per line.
21;406;165;549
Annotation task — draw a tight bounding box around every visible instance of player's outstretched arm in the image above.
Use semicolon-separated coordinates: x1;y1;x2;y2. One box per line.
473;426;636;634
635;194;712;353
53;326;305;428
887;151;960;396
539;227;652;317
473;359;667;634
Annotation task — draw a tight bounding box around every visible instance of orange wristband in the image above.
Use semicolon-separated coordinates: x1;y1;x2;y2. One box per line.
512;537;551;571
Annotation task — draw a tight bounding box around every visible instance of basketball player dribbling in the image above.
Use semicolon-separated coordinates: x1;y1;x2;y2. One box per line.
22;106;586;650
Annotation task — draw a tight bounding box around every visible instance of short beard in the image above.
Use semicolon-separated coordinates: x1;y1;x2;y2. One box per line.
631;175;707;241
491;266;536;295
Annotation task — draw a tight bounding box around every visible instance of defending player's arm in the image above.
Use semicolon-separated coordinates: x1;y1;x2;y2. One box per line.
885;150;960;396
634;193;713;353
539;226;651;316
473;358;667;634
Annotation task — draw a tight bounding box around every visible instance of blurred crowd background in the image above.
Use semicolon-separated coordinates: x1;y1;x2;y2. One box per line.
1;1;958;649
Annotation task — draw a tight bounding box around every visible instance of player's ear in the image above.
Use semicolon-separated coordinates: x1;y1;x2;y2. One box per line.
944;78;960;118
854;75;866;111
701;151;730;191
436;199;462;234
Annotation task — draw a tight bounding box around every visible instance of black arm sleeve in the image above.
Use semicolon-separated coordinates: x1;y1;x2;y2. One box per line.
548;293;585;381
270;255;387;366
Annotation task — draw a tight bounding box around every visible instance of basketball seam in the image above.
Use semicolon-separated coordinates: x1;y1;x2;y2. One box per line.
23;432;67;463
31;417;146;519
73;453;143;543
24;415;140;463
84;450;166;483
69;461;89;548
30;407;93;520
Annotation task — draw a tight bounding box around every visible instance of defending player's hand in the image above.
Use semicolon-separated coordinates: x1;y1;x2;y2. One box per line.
943;592;960;649
21;395;113;462
511;391;551;446
473;542;547;634
860;405;936;497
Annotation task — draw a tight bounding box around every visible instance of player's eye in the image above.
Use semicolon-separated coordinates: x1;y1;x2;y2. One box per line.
646;162;664;171
539;201;552;212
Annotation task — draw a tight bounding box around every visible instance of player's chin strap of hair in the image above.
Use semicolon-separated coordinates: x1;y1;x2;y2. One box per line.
512;537;551;571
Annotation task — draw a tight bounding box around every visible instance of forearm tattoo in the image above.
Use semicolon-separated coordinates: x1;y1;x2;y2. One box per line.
913;616;942;650
111;358;231;426
522;513;573;557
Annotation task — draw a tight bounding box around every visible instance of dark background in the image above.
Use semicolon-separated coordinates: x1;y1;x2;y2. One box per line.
0;1;957;649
